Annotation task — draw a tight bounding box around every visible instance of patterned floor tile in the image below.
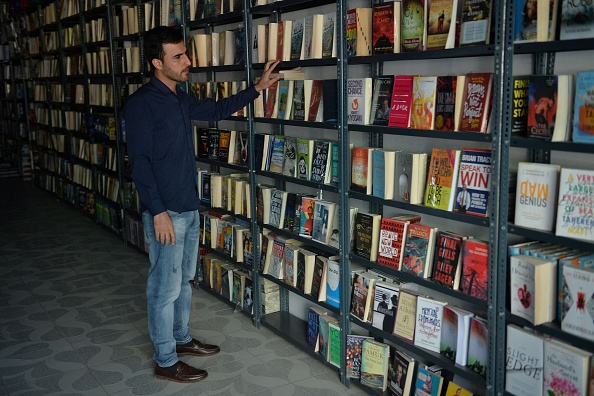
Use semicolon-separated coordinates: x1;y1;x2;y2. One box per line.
71;329;154;368
248;383;312;396
295;374;368;396
184;334;253;369
89;354;157;394
256;346;336;383
4;368;107;396
109;380;206;396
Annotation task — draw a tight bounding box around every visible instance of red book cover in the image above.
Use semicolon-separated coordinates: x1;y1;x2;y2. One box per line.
461;239;489;300
526;75;558;139
431;231;464;289
388;75;414;127
377;216;422;269
434;75;457;131
351;147;371;193
265;82;278;118
308;80;324;122
372;2;395;55
459;72;493;133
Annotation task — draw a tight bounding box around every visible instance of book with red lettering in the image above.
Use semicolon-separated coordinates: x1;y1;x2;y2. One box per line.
372;1;401;54
400;223;438;278
431;231;466;289
453;148;492;217
388;75;414;128
461;239;489;300
377;215;422;270
434;75;457;131
308;80;324;122
458;72;493;133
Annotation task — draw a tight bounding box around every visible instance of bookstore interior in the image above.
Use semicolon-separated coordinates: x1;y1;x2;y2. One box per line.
1;0;594;393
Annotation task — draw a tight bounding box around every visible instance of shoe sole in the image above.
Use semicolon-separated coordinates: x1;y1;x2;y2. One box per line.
155;372;208;383
176;350;221;357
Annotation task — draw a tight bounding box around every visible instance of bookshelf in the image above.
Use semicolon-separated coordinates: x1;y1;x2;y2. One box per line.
4;0;594;394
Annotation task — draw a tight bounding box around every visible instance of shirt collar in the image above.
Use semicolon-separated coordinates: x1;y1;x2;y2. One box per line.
149;76;184;99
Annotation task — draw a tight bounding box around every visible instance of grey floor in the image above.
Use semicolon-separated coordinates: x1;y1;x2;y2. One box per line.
0;179;366;395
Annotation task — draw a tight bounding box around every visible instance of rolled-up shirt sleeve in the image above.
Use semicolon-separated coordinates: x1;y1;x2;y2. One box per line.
124;95;167;216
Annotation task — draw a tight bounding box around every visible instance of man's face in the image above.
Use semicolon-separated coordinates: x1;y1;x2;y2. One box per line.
396;366;403;379
159;42;191;83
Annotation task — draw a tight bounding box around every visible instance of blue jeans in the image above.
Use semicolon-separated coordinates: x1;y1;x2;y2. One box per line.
142;209;200;367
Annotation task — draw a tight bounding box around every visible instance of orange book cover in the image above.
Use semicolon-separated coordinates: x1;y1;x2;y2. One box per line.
351;147;371;194
424;148;461;211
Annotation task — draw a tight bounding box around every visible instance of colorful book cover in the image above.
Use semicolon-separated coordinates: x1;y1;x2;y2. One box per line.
276;80;291;120
414;296;447;353
310;140;330;184
361;339;390;391
434;75;457;130
328;322;341;367
347;8;372;57
351;147;372;194
424;148;461;211
401;0;426;51
560;0;594;40
459;0;491;45
461;239;489;300
440;306;459;362
414;365;444;396
350;272;373;321
370;76;394;125
410;76;437;130
325;257;340;308
388;75;414;128
572;70;594;143
511;76;530;135
527;75;558;139
312;200;335;245
299;196;316;237
393;290;418;342
307;80;324;122
453;148;491;216
426;0;456;50
561;265;594;341
296;138;313;180
432;231;465;289
306;306;322;350
556;168;594;242
458;72;493;133
543;339;592;396
268;135;285;173
377;218;412;269
372;2;396;54
466;317;488;377
346;334;372;378
401;223;435;278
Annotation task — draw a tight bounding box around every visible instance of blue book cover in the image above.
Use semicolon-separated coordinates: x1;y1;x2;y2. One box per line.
277;81;290;120
325;258;340;308
513;0;537;43
453;148;492;217
573;70;594;143
268;135;285;173
372;149;386;198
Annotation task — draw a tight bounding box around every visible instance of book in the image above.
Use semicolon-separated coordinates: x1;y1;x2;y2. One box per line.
414;296;447;353
414;365;444;396
317;313;334;361
513;162;561;231
388;75;414;128
556;168;594;242
290;18;305;61
543;339;592;396
572;70;594;144
458;72;493;133
323;256;341;308
354;211;382;262
426;0;458;50
461;239;489;300
311;255;328;301
509;254;557;325
527;75;574;141
372;2;400;54
276;80;294;121
444;382;473;396
322;79;338;122
350;272;377;322
351;147;374;194
283;243;299;287
267;237;286;279
377;216;422;270
256;184;274;224
346;334;373;378
296;138;314;180
394;151;428;205
299;196;316;237
441;305;474;366
347;8;373;57
431;231;465;289
459;0;491;45
269;189;287;229
281;135;297;177
308;79;324;122
434;75;457;130
361;339;390;391
372;149;397;200
310;140;331;184
328;322;341;367
347;78;373;125
268;135;285;173
291;80;306;121
370;76;394;125
453;148;492;216
296;248;317;294
371;281;400;333
511;76;530;135
561;265;594;341
424;148;461;211
401;0;426;52
306;306;326;351
466;316;488;377
389;350;417;396
401;223;438;278
560;0;594;40
410;75;437;130
393;289;418;343
321;12;336;59
505;324;545;396
304;14;324;60
311;200;336;245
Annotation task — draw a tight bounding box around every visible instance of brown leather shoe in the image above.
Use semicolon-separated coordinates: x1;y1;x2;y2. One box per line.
176;338;221;356
154;361;208;383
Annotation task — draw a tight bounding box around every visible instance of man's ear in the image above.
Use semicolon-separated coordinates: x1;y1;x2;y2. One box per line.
151;58;162;70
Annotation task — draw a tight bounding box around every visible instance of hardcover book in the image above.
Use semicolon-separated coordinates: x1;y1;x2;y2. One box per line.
560;0;594;40
410;76;437;130
556;168;594;242
453;148;492;217
350;272;376;322
361;339;390;391
388;75;414;128
414;296;447;353
458;72;493;133
513;162;560;232
424;148;461;212
461;239;489;300
505;324;545;396
370;76;394;126
426;0;458;50
347;78;373;125
440;305;474;365
572;70;594;144
347;7;373;57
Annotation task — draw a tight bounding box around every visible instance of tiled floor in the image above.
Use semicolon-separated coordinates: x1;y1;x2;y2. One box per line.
0;179;366;395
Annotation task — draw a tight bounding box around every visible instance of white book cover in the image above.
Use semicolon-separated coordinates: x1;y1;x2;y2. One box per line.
505;324;544;396
509;254;556;325
543;339;591;396
556;168;594;243
347;78;373;125
561;264;594;342
413;296;447;353
514;162;561;232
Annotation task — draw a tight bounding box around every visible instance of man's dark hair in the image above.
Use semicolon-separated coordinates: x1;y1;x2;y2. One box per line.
144;26;184;71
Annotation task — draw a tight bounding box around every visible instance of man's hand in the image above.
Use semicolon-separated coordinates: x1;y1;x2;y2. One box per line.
154;211;176;245
254;60;282;93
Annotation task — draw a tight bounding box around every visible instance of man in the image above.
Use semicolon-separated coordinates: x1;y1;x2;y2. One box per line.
456;184;471;214
124;26;280;383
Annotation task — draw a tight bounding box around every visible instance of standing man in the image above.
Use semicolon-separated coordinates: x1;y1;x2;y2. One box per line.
124;26;280;383
456;184;471;214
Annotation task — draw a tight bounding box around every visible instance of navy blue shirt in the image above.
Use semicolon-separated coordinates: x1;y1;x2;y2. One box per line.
124;76;259;215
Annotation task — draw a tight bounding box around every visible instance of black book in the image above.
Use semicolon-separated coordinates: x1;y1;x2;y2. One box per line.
370;76;394;126
208;129;219;160
234;26;246;65
310;140;330;184
291;80;306;121
197;128;209;159
322;80;338;122
242;275;254;313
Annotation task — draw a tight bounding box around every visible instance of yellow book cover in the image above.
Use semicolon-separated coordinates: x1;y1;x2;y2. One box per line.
393;290;418;342
424;148;461;211
360;339;390;391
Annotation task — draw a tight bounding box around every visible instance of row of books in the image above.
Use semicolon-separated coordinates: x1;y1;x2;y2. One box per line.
187;29;246;68
200;210;254;265
189;82;248;111
354;73;493;133
508;240;594;338
506;324;593;396
190;0;242;21
194;128;248;166
512;70;594;144
514;163;594;243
